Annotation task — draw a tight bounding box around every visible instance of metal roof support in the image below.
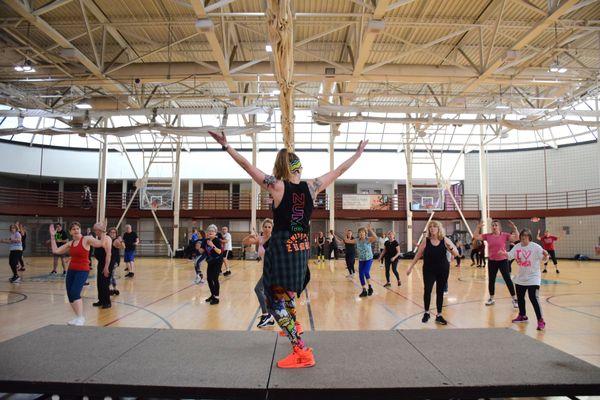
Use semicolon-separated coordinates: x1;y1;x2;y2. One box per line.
96;126;108;223
266;0;295;151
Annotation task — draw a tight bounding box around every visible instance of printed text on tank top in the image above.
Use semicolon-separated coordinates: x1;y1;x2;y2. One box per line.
291;192;305;233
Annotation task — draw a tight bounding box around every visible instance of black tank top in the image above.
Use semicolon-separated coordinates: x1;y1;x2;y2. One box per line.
317;237;325;247
345;239;356;255
423;238;449;269
94;240;115;266
94;245;107;264
273;181;313;233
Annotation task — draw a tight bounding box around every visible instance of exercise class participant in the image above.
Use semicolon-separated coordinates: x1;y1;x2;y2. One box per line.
192;230;206;284
474;220;519;307
107;227;124;296
242;219;275;328
51;222;68;274
209;129;367;369
315;231;325;267
343;229;356;278
204;224;224;305
221;226;233;276
122;224;139;278
357;225;377;297
49;222;105;326
1;224;23;283
379;231;401;287
377;232;387;266
327;229;338;260
16;222;26;271
407;220;459;325
91;223;114;309
537;229;560;274
501;229;548;331
454;240;464;267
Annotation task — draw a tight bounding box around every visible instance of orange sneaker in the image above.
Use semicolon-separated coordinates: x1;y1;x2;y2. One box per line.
277;346;315;369
279;321;304;336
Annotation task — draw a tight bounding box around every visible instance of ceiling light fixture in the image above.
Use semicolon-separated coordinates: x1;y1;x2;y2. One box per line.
271;89;281;96
14;60;35;73
75;101;92;110
549;62;567;74
265;44;273;53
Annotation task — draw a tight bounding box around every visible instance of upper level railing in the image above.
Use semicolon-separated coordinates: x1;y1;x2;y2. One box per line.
1;186;599;213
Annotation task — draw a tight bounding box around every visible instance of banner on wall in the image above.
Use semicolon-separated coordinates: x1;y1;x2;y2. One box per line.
342;194;391;210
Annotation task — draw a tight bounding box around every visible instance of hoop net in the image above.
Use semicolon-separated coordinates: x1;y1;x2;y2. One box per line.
425;204;434;214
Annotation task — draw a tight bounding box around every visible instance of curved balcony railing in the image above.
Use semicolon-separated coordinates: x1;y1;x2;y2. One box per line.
1;186;599;213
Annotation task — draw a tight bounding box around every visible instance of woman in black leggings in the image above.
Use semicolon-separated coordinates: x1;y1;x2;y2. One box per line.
343;229;356;278
407;221;459;325
379;231;401;287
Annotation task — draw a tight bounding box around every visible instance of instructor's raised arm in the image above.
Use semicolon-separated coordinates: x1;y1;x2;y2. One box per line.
306;140;368;199
208;131;284;196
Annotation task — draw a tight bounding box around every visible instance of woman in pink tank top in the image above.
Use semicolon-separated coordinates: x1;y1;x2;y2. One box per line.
474;220;519;308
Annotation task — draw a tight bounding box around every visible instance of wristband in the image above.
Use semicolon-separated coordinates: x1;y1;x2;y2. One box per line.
222;144;229;151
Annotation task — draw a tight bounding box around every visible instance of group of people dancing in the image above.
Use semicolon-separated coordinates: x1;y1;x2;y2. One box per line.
1;126;565;370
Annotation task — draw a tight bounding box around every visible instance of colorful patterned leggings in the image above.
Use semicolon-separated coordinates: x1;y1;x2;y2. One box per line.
266;285;305;349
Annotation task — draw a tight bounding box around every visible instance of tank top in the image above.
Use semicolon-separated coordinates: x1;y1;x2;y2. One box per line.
423;238;449;270
258;235;270;258
317;237;325;247
273;181;313;234
69;238;90;271
344;238;356;255
94;238;115;268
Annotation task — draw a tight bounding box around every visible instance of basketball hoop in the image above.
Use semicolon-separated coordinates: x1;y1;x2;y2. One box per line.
531;217;540;223
425;204;434;214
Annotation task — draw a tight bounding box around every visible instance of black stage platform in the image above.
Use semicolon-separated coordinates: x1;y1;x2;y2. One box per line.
0;325;599;399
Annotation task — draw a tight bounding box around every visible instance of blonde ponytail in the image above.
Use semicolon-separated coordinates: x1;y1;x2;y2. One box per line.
273;148;292;180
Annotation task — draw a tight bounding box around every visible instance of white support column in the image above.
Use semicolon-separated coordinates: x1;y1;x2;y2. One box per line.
596;82;599;187
405;141;414;252
327;128;335;232
172;138;182;255
187;179;194;209
58;179;64;208
479;125;490;245
250;134;258;232
121;179;127;209
96;134;108;223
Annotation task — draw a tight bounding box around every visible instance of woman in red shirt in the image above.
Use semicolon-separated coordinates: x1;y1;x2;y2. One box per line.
50;222;106;326
537;229;560;274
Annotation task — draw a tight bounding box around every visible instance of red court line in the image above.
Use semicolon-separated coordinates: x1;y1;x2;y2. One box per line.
104;283;195;327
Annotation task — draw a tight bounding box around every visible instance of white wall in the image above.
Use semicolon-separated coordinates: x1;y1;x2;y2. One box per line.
0;142;464;182
546;215;600;259
464;142;600;195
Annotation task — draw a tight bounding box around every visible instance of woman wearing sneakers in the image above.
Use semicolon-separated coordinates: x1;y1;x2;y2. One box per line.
203;224;224;305
343;229;356;278
1;224;23;283
356;225;377;297
107;227;124;296
315;232;325;266
537;229;560;274
407;220;459;325
49;222;106;326
474;220;519;308
16;222;26;271
242;219;275;328
379;231;401;287
209;129;367;369
91;223;114;309
500;229;549;331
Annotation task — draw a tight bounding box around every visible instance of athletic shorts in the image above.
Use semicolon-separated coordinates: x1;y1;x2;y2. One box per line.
222;250;230;259
124;249;136;263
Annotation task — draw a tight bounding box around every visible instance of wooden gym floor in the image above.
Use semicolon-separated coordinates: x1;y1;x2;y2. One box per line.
1;256;599;368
